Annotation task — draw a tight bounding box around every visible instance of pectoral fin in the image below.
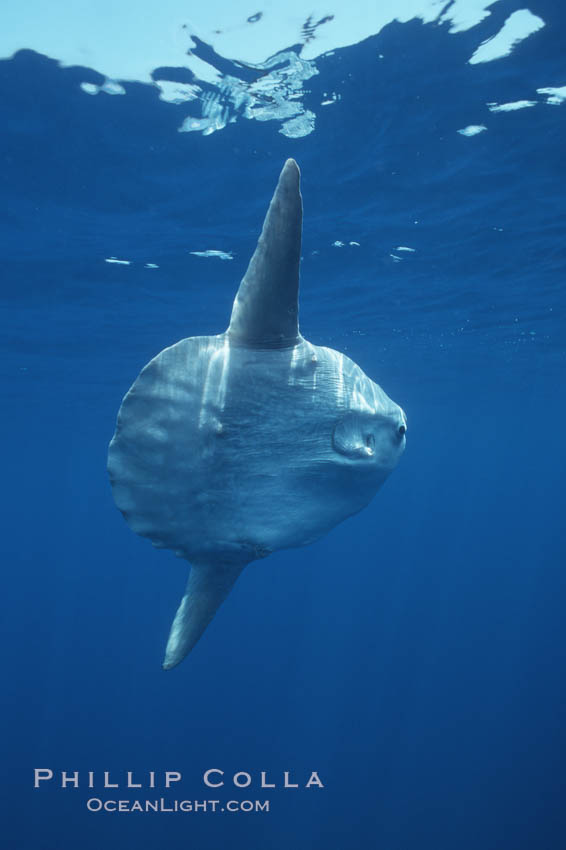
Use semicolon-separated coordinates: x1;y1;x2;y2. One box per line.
163;563;244;670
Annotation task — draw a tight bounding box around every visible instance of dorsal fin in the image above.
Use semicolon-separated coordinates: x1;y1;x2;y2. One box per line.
227;158;303;349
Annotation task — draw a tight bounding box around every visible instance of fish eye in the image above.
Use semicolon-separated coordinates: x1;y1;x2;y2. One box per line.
365;434;375;451
398;424;406;436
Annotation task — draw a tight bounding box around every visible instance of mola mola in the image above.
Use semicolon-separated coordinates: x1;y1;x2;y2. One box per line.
108;159;407;670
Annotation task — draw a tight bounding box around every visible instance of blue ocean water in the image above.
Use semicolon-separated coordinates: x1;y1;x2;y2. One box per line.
2;3;566;849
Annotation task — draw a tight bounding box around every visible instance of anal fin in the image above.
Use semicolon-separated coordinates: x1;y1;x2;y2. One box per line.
162;563;244;670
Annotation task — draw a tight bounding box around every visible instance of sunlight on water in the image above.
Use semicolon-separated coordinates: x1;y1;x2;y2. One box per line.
0;1;554;138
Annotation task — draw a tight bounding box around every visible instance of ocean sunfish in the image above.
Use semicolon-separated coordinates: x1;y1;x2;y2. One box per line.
108;159;407;669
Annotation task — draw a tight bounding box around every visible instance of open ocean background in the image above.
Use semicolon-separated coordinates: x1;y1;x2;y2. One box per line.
2;2;565;848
